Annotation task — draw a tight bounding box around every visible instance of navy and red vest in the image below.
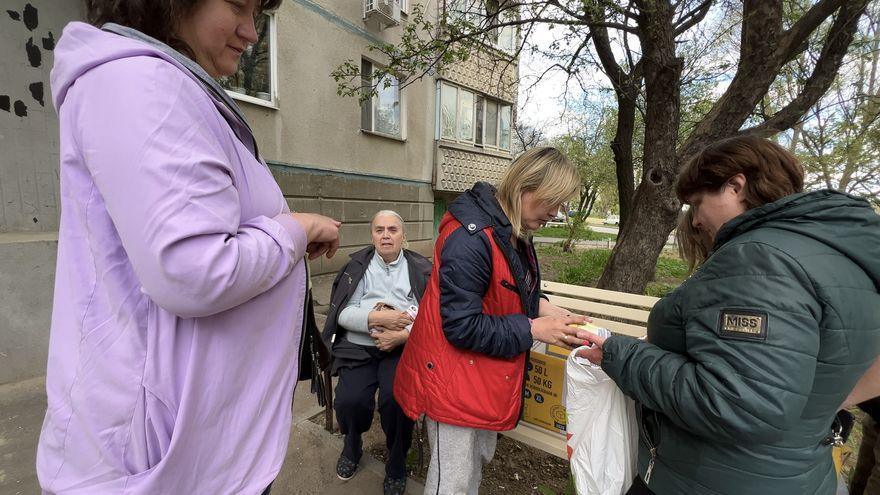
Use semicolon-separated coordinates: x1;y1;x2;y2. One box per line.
393;213;527;431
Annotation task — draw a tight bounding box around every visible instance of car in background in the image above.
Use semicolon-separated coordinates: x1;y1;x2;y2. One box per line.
603;214;620;225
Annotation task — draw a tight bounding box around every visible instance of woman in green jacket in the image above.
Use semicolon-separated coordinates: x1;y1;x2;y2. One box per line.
579;135;880;495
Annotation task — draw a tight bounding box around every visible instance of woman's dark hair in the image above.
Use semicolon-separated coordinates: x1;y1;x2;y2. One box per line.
676;135;804;209
676;208;712;273
85;0;282;56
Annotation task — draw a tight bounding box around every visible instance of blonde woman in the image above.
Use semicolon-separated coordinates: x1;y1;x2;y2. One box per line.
394;147;587;494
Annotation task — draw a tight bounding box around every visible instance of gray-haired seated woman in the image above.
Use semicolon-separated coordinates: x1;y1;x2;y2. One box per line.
321;210;431;495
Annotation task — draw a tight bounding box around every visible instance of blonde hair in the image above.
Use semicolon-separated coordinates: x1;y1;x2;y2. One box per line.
676;208;712;272
496;147;581;239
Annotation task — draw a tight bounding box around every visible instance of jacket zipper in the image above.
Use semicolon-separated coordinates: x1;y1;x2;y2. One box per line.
639;404;659;485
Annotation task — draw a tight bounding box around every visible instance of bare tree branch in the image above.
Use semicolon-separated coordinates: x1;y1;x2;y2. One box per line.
674;0;712;35
776;0;849;64
744;0;870;136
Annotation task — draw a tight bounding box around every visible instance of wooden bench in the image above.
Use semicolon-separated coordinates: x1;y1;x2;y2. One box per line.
501;280;659;459
318;280;659;458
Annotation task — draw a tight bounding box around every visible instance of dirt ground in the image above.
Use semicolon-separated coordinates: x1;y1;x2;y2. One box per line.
310;412;571;495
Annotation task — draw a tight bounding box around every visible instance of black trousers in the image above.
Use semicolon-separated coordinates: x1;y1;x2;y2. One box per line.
334;347;414;479
625;476;656;495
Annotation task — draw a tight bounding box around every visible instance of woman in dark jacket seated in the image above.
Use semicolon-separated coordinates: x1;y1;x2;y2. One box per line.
321;210;431;495
579;135;880;495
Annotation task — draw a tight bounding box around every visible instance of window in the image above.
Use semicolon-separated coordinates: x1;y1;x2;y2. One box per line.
219;12;276;107
499;105;511;149
457;89;474;141
475;96;484;145
447;0;479;23
447;1;517;53
440;83;457;140
484;100;498;147
361;59;403;139
496;20;516;53
437;82;511;150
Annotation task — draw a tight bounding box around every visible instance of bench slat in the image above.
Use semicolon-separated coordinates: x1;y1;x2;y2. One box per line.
585;317;647;338
542;280;659;309
546;294;652;324
501;422;567;459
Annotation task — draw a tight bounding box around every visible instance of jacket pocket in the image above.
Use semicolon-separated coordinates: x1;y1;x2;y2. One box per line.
500;279;519;294
442;351;523;424
123;301;177;476
122;386;176;476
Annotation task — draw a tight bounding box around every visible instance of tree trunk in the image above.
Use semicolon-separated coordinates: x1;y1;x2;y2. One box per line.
611;88;638;228
584;190;599;219
563;186;595;253
599;0;683;293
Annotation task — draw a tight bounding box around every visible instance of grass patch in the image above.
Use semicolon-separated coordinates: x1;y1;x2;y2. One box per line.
534;226;617;241
537;246;689;297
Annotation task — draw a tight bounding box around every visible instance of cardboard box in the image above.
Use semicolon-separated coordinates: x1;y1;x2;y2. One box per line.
545;344;572;359
523;351;567;434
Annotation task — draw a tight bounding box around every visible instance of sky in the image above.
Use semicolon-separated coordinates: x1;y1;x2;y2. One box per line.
515;22;605;140
517;23;573;139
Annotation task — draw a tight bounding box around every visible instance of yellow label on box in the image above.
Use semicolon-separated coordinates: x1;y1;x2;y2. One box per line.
523;351;566;434
546;344;571;359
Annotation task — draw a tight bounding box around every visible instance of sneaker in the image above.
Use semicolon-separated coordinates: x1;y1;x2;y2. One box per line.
335;454;358;481
383;476;406;495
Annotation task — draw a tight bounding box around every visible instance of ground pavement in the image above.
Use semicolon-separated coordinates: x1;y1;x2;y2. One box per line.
0;374;423;494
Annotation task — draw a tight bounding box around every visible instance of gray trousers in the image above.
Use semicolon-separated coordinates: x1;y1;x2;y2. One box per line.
423;418;497;495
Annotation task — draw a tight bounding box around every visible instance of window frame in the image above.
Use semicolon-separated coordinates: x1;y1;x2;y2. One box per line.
446;1;517;54
361;59;406;140
437;80;512;151
222;11;278;109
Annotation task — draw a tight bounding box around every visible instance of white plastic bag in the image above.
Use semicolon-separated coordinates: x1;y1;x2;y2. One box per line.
565;347;638;495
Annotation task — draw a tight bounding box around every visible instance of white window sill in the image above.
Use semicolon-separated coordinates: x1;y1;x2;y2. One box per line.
360;129;406;143
438;139;511;157
226;90;278;110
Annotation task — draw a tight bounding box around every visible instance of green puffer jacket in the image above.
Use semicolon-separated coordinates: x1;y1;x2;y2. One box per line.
602;190;880;495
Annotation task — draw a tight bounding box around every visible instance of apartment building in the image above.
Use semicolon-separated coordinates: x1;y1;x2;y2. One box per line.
0;0;519;384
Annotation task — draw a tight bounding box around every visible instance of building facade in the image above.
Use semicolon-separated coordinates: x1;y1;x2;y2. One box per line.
0;0;518;384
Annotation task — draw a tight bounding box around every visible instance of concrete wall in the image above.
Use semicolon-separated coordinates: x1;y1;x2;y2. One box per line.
0;0;82;233
0;235;57;384
0;2;82;384
270;166;435;305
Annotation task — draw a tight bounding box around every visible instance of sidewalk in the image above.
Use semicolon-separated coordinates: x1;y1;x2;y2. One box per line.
0;376;423;494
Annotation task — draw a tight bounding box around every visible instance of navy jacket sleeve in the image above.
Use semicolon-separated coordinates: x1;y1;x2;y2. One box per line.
438;228;533;359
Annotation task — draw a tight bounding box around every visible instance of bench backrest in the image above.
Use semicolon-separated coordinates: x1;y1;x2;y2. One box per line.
540;280;658;338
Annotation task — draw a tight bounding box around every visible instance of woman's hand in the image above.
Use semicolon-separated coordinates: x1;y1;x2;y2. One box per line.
368;309;413;331
290;213;341;260
575;331;607;365
372;328;409;351
530;314;590;349
538;298;572;317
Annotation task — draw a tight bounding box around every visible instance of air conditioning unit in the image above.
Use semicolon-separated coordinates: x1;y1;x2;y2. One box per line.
364;0;401;30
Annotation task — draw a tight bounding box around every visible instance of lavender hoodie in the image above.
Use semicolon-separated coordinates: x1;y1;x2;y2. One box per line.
37;22;308;494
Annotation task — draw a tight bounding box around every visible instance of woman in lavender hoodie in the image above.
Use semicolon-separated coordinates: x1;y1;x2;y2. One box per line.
37;1;340;493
